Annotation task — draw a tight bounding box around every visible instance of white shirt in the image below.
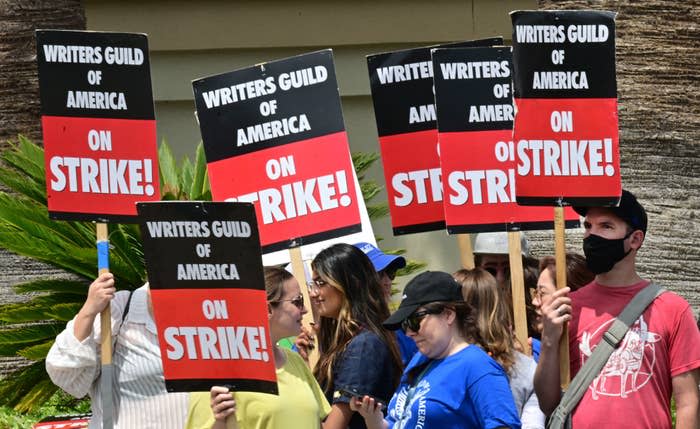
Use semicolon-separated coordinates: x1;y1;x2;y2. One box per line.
46;285;188;428
509;352;546;429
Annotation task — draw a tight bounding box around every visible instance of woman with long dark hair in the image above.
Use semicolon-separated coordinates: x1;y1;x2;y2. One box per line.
308;243;403;429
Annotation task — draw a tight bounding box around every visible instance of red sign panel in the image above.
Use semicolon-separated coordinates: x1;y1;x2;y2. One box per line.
151;288;276;392
377;130;444;232
36;30;160;222
511;11;621;206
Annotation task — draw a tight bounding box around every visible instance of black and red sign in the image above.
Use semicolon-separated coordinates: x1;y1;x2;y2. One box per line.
367;38;502;235
137;201;276;394
193;50;360;252
510;11;621;206
432;47;579;232
36;30;160;222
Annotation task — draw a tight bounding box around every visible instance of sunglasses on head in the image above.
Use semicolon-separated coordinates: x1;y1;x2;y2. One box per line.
401;307;443;332
273;294;304;310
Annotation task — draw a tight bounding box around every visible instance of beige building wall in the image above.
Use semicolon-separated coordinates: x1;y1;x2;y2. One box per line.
85;0;537;276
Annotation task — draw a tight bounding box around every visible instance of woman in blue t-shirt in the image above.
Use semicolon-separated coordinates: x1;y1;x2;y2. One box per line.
351;271;521;429
307;243;403;429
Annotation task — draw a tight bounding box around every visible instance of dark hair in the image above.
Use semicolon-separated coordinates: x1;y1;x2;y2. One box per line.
539;253;594;292
311;243;402;392
453;269;516;374
263;266;294;305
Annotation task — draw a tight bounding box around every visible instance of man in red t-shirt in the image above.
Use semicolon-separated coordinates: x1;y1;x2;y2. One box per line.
535;190;700;428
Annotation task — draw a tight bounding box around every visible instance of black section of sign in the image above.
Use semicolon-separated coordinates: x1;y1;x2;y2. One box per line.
166;378;278;395
261;223;362;253
446;219;580;234
432;47;513;132
49;210;137;224
516;195;621;208
367;38;503;137
510;10;616;99
36;30;155;119
137;202;264;290
392;221;447;236
193;50;345;163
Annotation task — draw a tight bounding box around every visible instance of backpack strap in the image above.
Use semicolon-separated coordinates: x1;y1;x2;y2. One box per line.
120;290;134;327
547;283;665;429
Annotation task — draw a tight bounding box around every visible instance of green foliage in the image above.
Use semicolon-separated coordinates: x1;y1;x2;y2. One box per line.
159;141;211;201
0;136;210;412
0;391;89;428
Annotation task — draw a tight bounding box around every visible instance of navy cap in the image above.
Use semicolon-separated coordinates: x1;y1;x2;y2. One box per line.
573;189;647;234
353;242;406;272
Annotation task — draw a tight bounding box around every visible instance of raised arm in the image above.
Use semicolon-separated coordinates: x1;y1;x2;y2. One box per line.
533;287;571;415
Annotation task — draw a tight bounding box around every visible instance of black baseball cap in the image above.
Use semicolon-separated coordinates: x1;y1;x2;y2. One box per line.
573;189;647;234
383;271;464;330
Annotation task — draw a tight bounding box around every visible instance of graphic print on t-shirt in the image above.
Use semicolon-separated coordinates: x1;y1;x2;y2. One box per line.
391;380;431;429
578;315;661;399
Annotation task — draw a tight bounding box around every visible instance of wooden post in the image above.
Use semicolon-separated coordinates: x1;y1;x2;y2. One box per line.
289;246;319;368
96;223;113;429
508;231;530;356
554;206;570;388
456;234;475;269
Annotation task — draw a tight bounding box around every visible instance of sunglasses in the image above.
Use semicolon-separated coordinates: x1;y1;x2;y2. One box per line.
401;308;442;332
273;294;304;310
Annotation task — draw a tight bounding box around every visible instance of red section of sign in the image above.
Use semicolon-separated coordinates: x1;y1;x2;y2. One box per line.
440;129;579;229
379;129;445;231
206;132;360;248
512;98;620;199
42;116;160;219
151;288;276;384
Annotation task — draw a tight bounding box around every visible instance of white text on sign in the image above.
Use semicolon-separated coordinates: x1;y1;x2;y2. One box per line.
49;129;155;196
164;299;270;362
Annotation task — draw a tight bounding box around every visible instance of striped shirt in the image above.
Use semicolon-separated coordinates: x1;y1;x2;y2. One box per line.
46;285;189;428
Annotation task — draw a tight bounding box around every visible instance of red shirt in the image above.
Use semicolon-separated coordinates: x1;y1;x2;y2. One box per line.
568;280;700;428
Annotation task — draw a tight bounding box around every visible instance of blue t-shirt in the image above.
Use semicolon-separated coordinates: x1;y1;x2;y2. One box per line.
385;345;521;429
395;329;418;366
531;338;541;363
328;330;397;429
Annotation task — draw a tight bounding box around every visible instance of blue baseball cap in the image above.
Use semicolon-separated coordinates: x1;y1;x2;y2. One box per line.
353;242;406;272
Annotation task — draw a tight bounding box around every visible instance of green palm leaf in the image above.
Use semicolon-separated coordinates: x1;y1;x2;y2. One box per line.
13;279;87;295
18;341;54;361
0;362;58;413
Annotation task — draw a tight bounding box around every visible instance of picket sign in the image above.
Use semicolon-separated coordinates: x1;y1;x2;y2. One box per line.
36;29;159;428
511;9;620;384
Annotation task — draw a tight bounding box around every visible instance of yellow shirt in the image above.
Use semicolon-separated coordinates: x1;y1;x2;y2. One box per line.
186;348;331;429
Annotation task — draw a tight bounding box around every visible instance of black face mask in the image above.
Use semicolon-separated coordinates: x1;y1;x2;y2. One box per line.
582;231;633;274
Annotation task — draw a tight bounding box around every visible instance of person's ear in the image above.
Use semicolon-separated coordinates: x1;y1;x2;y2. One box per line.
444;308;457;325
629;230;645;250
